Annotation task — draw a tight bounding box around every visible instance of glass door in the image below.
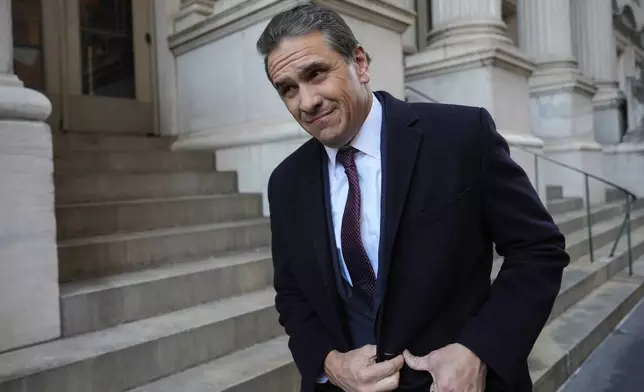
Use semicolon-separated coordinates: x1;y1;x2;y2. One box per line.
60;0;154;133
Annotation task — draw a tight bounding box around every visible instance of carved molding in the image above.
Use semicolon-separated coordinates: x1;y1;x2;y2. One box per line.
170;0;414;56
174;0;216;33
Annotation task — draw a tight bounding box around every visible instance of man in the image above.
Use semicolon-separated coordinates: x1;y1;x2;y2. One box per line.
257;4;569;392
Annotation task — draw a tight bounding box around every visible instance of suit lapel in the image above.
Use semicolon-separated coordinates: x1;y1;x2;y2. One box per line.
374;92;422;351
302;143;346;341
377;91;422;294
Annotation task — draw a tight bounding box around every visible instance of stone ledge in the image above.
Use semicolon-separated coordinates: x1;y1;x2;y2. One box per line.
542;140;604;153
528;68;597;97
172;119;309;150
405;43;535;80
603;142;644;154
170;0;414;55
499;131;544;148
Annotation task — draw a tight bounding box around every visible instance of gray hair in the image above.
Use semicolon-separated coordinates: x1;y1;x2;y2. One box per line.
256;4;371;80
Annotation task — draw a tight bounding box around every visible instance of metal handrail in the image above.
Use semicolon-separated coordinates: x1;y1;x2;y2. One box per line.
517;146;638;198
516;146;637;276
402;87;637;276
404;86;439;103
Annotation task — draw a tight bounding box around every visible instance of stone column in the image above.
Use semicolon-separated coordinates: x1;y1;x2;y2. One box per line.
517;0;605;204
405;0;541;191
0;0;61;352
429;0;513;47
517;0;597;145
401;0;418;54
572;0;624;145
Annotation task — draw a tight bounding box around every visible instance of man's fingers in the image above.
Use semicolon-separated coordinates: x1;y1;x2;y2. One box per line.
403;349;432;372
358;344;377;360
369;370;401;392
357;355;404;383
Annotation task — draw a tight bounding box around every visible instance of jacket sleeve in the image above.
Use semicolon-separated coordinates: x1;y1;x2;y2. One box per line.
456;108;570;387
268;172;338;385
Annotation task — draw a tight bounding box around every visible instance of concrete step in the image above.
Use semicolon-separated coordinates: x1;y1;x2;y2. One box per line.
492;207;644;279
546;224;644;324
0;288;282;392
55;171;238;204
546;185;564;201
546;197;583;215
60;247;273;336
127;336;299;392
56;194;263;240
553;199;641;238
529;259;644;392
53;133;173;152
57;218;271;282
54;151;215;174
563;208;644;263
123;251;644;392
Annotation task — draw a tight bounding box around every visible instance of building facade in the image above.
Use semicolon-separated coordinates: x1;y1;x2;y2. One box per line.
1;0;644;390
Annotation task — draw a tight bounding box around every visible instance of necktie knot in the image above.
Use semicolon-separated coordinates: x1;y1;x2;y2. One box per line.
337;146;358;170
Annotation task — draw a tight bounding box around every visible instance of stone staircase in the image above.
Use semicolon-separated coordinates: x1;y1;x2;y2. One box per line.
0;135;643;392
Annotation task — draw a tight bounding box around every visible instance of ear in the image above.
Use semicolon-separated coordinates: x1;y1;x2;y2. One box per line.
353;45;371;84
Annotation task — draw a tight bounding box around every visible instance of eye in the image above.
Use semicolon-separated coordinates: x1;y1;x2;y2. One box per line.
280;85;297;98
311;69;326;80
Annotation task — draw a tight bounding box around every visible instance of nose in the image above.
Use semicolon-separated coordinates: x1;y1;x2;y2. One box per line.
299;85;323;114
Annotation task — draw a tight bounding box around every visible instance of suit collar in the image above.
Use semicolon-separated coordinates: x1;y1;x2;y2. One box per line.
324;92;382;165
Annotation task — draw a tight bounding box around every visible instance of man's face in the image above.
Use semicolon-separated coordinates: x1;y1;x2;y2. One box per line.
267;31;372;148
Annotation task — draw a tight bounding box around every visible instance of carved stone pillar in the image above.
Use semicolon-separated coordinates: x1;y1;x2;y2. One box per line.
572;0;624;145
517;0;598;146
0;0;61;352
406;0;538;148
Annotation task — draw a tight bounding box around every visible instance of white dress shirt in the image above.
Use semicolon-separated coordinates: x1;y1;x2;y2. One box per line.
324;93;382;286
317;94;382;384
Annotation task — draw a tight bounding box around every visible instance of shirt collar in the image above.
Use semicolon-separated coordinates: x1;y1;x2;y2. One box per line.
324;93;382;167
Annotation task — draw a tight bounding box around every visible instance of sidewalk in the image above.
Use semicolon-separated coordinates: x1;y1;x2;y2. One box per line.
557;294;644;392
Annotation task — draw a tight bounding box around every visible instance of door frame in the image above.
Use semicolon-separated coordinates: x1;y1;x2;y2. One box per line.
41;0;156;134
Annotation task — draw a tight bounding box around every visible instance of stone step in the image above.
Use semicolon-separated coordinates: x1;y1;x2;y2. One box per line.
55;171;238;204
605;187;633;203
60;247;273;336
492;207;644;278
127;336;298;392
56;194;263;240
54;151;215;174
0;288;282;392
546;197;583;215
546;185;564;201
529;259;644;392
57;218;271;282
53;133;173;152
563;208;644;262
545;224;644;324
122;249;644;392
553;198;641;238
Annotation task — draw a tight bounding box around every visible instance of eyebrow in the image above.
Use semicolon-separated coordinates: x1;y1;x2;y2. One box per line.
273;61;328;91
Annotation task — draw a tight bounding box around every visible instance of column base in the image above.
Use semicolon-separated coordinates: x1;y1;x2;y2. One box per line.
0;82;59;352
405;42;535;138
528;66;597;143
592;82;624;145
428;18;513;48
601;143;644;197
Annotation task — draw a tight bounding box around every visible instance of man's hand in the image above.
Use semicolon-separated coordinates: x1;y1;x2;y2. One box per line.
403;343;486;392
324;345;404;392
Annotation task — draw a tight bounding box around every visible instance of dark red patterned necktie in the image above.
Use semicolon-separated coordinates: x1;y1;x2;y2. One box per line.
337;147;376;303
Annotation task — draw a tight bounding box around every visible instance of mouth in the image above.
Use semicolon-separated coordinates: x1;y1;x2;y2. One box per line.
307;109;335;124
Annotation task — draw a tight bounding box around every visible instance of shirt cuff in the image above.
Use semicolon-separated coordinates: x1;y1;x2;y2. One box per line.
316;372;329;383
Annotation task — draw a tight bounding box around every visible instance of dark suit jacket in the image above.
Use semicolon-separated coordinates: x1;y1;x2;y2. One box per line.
267;91;570;391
